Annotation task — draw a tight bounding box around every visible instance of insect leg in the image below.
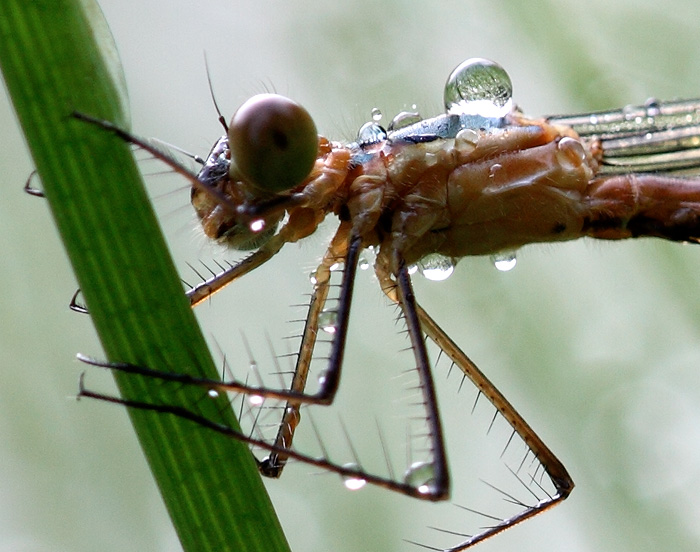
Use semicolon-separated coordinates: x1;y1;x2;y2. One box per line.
416;299;573;549
260;221;360;476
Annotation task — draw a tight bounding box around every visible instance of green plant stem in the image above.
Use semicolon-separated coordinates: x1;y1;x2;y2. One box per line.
0;2;289;551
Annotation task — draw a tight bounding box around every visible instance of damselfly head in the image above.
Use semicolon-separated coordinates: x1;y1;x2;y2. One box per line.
191;94;320;250
228;93;318;193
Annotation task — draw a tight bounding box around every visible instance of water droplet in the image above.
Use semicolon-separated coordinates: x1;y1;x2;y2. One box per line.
317;370;328;386
645;97;661;117
329;262;342;272
444;58;513;118
488;163;502;180
207;389;219;398
387;111;422;131
408;264;418;275
309;271;318;285
589;114;598;125
555;137;586;170
358;256;370;270
319;309;338;333
490;251;517;271
249;219;265;232
371;107;383;122
403;461;437;494
249;394;264;406
357;121;387;145
417;253;454;281
455;128;479;152
342;463;367;491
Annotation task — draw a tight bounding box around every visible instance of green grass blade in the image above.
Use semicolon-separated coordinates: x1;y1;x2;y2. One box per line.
0;2;289;551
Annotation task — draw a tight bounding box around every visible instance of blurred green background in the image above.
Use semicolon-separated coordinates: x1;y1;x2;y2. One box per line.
3;1;700;551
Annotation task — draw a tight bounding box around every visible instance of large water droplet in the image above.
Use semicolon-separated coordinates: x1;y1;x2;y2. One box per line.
319;309;338;333
357;121;388;145
403;461;437;494
444;58;513;118
417;253;454;281
371;107;383;122
490;251;517;271
342;463;367;490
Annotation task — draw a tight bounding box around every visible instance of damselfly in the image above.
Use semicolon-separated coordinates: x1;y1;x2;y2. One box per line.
76;58;700;551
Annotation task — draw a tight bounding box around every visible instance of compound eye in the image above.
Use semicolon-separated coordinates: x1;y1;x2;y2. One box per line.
228;93;318;193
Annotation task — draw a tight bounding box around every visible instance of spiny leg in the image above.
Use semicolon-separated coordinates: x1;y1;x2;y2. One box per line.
377;261;573;549
417;305;572;549
260;221;359;476
391;252;450;500
78;231;458;499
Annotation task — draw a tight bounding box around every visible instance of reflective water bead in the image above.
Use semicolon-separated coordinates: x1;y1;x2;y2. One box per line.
645;97;661;118
555;137;586;170
319;309;338;333
403;461;437;494
342;463;367;491
249;394;264;406
444;58;513;118
357;121;387;145
455;128;479;152
387;111;422;131
371;107;382;122
207;389;219;398
358;256;370;270
417;253;454;281
490;251;517;271
309;271;318;285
